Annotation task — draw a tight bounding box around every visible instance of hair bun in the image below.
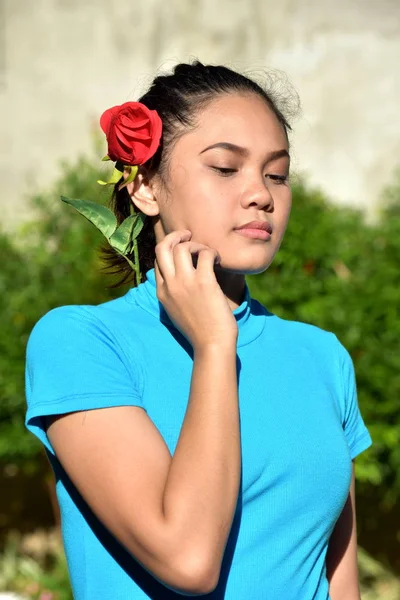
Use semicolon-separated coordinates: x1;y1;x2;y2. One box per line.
173;61;208;77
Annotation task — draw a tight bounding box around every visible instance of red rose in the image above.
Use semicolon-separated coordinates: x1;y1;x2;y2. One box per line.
100;101;162;165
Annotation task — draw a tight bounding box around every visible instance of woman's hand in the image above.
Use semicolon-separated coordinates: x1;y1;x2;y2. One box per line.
154;230;238;349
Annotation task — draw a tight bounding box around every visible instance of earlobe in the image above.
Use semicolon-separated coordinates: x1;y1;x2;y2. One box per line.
126;169;160;217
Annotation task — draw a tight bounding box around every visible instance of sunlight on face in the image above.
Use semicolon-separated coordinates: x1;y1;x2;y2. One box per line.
156;93;292;275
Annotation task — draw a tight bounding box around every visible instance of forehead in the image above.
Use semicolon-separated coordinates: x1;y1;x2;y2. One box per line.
187;93;288;152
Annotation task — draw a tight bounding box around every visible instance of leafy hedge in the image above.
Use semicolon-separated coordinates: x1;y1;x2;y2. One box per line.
1;157;399;517
248;178;400;511
0;157;117;467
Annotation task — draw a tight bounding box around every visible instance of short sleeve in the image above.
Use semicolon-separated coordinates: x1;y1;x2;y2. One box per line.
333;334;373;460
25;305;145;455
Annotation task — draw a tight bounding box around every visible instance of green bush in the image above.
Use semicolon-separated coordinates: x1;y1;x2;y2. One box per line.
247;176;400;511
0;156;122;468
1;156;399;519
0;529;72;599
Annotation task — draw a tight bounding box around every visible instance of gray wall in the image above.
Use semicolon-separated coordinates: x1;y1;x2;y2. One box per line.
1;0;399;228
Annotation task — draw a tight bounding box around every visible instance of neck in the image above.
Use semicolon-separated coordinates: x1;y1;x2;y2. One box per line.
213;266;247;311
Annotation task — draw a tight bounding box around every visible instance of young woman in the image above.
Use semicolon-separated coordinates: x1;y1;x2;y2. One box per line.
25;60;372;599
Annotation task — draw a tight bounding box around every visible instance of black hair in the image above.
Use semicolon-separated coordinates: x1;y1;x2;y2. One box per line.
101;60;295;287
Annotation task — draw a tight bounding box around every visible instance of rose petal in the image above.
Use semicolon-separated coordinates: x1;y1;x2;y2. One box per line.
107;135;134;163
120;114;149;128
145;113;163;159
101;101;162;166
107;127;131;159
100;105;120;134
130;140;149;164
118;101;141;111
126;130;152;141
115;127;132;147
117;124;151;141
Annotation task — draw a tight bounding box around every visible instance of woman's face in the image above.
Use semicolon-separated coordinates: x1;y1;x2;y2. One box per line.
151;92;292;276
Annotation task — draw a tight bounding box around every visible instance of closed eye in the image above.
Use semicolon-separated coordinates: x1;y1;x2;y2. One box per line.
211;167;237;176
211;167;289;183
267;174;289;184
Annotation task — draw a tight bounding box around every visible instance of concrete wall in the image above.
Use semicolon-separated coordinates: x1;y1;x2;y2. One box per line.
1;0;399;228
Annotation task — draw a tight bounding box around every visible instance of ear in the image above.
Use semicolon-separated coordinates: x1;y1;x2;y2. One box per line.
122;167;160;217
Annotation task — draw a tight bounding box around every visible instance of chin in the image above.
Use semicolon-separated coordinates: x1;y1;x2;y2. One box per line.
216;256;276;276
221;243;279;272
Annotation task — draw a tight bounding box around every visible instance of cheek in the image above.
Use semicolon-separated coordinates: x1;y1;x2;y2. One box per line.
274;193;292;238
184;177;230;221
273;185;292;213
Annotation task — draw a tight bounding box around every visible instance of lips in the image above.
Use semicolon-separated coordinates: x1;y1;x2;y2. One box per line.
235;220;273;234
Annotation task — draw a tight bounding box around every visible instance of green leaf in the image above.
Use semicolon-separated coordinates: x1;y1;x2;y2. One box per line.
97;166;123;186
123;165;138;185
131;211;146;239
60;196;117;239
109;214;138;254
101;155;111;161
109;212;146;254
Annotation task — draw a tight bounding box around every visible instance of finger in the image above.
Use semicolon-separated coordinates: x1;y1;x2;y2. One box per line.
155;230;192;279
173;241;213;276
195;247;221;276
154;257;164;286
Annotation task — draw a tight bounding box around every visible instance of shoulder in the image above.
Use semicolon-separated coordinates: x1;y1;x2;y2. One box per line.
26;296;146;399
30;303;96;331
270;313;358;395
266;309;339;351
25;299;146;455
27;292;138;349
27;304;107;352
26;298;128;375
264;310;353;377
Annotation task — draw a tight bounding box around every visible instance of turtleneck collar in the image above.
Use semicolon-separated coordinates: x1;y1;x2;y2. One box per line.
127;267;267;347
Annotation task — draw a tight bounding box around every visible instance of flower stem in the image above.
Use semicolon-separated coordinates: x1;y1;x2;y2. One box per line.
132;237;141;284
122;243;141;285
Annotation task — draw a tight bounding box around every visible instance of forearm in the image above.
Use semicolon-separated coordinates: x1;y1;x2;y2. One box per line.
329;588;361;600
327;463;361;600
162;342;241;575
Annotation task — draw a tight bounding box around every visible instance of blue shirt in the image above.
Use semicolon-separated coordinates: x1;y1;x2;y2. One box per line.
25;267;373;599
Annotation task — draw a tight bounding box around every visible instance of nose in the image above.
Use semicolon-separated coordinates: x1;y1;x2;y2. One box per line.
241;177;274;211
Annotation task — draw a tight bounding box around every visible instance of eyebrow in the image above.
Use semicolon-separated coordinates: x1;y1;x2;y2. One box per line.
199;142;290;162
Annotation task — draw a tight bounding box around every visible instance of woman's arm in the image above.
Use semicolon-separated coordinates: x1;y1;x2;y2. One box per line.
46;341;240;596
326;460;362;600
